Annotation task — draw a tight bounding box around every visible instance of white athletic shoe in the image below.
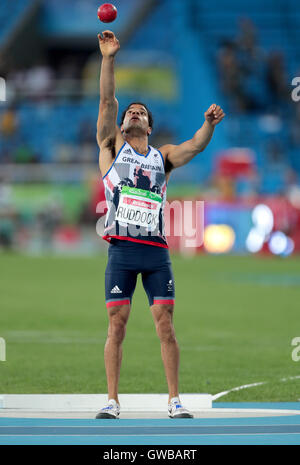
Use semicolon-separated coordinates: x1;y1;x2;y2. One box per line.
168;397;194;419
95;399;120;419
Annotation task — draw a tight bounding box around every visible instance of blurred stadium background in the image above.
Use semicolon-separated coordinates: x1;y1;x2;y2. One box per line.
1;0;300;256
0;0;300;399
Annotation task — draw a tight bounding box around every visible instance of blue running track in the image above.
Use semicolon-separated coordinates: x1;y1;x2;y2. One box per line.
1;411;300;445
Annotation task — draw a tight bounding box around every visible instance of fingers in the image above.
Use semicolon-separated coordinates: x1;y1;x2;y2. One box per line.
215;104;225;116
205;104;226;125
102;30;115;39
205;104;215;116
214;107;225;121
98;30;115;39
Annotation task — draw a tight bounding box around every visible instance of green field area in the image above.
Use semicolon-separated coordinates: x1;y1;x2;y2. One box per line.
0;252;300;402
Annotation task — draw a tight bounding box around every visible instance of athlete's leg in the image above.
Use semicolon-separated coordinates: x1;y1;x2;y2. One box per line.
105;247;138;403
141;257;178;403
150;303;180;402
104;303;131;404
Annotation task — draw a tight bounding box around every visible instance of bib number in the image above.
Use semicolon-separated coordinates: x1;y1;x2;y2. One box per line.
116;186;162;231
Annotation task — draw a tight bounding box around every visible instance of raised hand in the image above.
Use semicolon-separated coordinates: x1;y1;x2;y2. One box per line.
98;30;120;58
204;104;225;127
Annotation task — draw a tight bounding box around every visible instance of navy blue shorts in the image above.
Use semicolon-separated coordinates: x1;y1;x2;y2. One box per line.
105;239;175;308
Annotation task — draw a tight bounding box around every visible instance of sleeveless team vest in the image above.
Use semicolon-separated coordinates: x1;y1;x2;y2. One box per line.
102;141;168;248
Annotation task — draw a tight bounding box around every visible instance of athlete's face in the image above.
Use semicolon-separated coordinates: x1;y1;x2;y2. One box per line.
122;105;152;136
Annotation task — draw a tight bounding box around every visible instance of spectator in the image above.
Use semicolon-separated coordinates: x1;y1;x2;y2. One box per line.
217;40;248;112
290;95;300;147
0;106;20;163
78;118;96;145
78;119;98;162
56;58;81;100
266;52;290;106
79;173;106;226
24;62;55;100
14;139;39;163
236;18;267;110
265;138;285;165
0;176;16;249
0;106;18;137
236;18;263;67
7;68;27;101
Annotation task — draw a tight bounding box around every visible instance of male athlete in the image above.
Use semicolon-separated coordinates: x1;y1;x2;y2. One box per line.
96;31;225;419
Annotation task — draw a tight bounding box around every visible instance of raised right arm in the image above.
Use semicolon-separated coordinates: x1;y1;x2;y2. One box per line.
96;31;123;176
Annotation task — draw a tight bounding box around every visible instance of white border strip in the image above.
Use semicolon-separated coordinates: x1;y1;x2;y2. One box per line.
1;376;299;413
0;394;212;412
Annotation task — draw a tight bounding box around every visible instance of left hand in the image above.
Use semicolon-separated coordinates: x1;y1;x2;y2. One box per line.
204;104;225;127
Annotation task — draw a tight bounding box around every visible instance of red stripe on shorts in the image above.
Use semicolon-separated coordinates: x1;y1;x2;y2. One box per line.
153;299;175;305
103;235;168;248
106;299;130;308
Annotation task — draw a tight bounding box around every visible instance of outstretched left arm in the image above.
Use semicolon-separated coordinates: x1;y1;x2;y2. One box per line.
160;104;225;170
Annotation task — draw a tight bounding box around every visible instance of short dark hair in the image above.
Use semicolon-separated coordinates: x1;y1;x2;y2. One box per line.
120;102;154;129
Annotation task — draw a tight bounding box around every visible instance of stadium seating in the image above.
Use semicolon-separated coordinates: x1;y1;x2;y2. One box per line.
187;0;300;191
41;0;144;37
1;0;299;193
0;0;33;45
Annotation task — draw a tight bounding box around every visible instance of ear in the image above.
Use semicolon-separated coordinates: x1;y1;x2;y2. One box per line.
147;127;152;136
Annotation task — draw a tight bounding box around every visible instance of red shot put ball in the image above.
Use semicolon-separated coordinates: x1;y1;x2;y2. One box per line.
98;3;117;23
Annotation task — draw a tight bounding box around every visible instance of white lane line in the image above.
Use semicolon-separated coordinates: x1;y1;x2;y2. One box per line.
280;375;300;382
1;421;300;428
212;375;300;401
212;382;266;401
1;433;300;437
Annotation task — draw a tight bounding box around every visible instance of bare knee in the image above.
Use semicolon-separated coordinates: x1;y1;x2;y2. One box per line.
106;305;130;344
152;304;176;343
108;321;126;344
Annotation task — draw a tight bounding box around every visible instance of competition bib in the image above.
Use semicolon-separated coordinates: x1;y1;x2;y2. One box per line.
116;186;162;232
